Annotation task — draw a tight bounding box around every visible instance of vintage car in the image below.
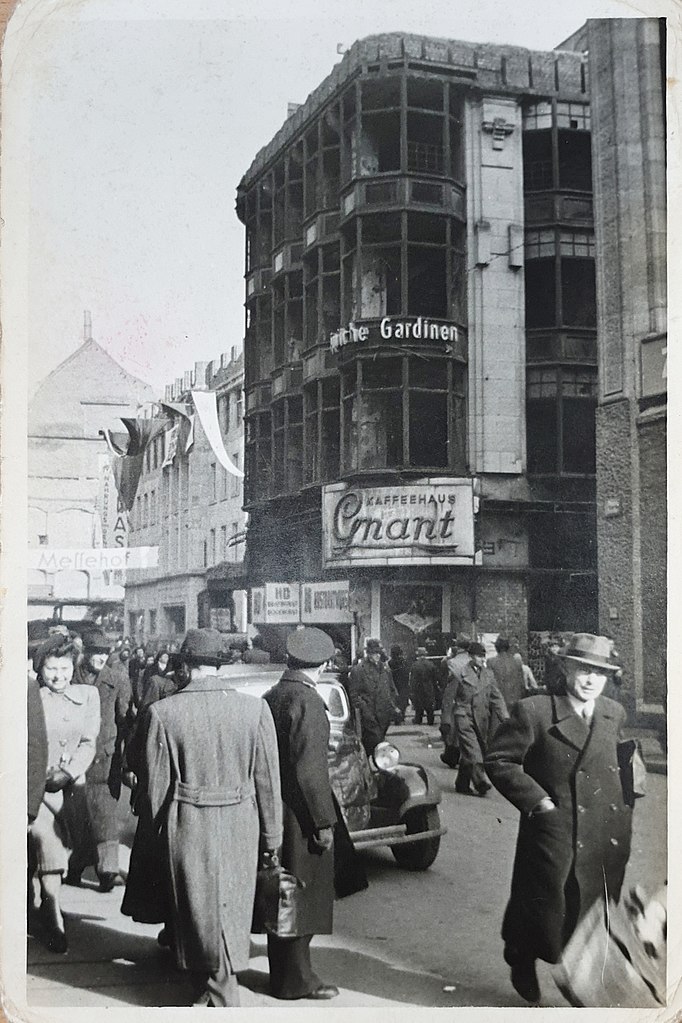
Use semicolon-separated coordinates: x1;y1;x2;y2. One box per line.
227;663;446;871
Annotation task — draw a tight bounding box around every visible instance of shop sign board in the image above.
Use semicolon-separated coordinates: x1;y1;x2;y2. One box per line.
251;583;301;624
329;316;459;353
28;547;158;572
301;580;352;624
322;479;476;567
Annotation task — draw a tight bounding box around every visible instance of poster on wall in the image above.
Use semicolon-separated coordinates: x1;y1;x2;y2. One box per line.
301;580;352;624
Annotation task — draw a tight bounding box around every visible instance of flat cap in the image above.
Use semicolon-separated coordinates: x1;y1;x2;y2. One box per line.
181;628;226;666
82;630;111;655
468;641;486;657
286;627;335;667
455;633;471;649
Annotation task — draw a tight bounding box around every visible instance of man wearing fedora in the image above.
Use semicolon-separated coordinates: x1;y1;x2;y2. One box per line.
123;628;282;1007
485;633;634;1005
67;631;134;891
347;638;399;756
264;627;340;1001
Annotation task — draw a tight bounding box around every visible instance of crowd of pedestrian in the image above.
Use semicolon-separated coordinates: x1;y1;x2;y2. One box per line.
26;621;650;1007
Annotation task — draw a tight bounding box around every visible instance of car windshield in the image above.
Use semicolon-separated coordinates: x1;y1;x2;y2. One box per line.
230;674;349;723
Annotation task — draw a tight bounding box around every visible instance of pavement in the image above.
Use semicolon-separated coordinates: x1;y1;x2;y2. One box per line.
24;718;668;1010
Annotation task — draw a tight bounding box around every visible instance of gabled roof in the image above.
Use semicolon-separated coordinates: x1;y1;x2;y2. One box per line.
29;339;155;438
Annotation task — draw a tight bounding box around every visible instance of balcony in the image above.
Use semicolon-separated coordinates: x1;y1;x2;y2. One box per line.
272;242;304;277
340;174;465;221
525;192;594;226
303;211;341;251
246;267;272;300
526;331;597;364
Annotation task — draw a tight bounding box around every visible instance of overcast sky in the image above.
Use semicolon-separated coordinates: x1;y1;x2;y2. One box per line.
3;0;672;392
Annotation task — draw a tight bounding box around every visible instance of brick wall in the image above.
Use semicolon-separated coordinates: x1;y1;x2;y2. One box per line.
475;573;527;651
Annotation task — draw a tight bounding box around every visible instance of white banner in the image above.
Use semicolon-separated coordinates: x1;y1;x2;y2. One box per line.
162;423;180;467
192;389;243;478
28;547;159;572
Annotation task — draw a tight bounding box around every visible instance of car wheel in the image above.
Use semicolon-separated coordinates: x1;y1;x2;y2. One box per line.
391;806;441;871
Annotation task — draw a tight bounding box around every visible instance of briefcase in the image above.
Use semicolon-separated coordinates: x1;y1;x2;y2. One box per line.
252;866;306;938
617;738;647;807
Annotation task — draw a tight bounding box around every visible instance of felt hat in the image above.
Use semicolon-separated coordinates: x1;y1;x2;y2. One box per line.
82;629;111;655
469;641;486;657
286;627;335;667
455;633;471;650
365;638;382;654
557;633;621;672
180;628;226;666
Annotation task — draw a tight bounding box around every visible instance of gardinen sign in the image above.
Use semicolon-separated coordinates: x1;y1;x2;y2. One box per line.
322;480;476;567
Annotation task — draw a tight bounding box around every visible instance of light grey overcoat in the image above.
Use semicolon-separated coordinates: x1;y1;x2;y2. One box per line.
139;675;282;972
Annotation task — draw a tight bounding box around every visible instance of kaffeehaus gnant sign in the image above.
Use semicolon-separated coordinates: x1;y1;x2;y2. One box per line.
322;480;476;567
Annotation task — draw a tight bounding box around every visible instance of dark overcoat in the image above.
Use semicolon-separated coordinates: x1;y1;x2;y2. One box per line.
487;651;526;707
409;658;438;705
454;664;508;764
484;693;633;964
122;674;282;972
28;675;48;822
347;658;397;753
264;671;337;935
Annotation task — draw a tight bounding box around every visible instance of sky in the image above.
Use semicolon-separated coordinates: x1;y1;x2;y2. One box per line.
3;0;674;392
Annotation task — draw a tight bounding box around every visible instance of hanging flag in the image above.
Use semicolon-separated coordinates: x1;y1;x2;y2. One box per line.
191;389;244;478
159;400;195;453
162;422;180;467
98;416;167;511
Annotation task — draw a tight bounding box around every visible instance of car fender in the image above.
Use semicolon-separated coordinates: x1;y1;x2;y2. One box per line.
374;762;442;819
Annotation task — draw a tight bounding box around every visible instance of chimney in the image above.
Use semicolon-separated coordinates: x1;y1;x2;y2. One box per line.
84;310;92;340
193;361;209;390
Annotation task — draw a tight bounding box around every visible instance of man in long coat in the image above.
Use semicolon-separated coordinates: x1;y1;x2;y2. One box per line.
487;635;526;708
485;633;633;1004
347;638;398;756
439;634;470;767
454;641;508;796
264;627;340;1001
409;647;438;725
122;628;282;1007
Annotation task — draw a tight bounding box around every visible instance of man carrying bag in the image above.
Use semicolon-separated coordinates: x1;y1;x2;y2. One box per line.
264;627;340;1001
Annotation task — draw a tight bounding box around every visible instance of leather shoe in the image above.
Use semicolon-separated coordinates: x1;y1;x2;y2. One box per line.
98;872;124;893
39;904;68;954
305;984;339;1000
64;870;82;887
476;781;492;797
510;960;540;1003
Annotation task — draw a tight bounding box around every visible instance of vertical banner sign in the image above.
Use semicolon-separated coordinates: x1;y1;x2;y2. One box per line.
251;587;265;623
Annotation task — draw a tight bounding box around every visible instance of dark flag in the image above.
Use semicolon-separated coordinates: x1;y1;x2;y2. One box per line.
100;417;167;511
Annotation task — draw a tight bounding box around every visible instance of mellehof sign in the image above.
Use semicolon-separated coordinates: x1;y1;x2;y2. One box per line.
322;480;476;567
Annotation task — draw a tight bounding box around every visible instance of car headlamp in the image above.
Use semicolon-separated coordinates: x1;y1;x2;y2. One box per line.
372;742;401;771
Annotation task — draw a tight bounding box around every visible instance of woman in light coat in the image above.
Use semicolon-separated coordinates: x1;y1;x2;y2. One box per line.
29;636;100;952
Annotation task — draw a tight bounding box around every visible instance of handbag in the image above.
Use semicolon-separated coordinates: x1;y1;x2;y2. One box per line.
252;866;306;938
617;738;647;807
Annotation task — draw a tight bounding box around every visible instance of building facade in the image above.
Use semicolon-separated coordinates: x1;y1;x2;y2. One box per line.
237;33;599;663
28;321;154;620
582;18;666;725
124;350;247;644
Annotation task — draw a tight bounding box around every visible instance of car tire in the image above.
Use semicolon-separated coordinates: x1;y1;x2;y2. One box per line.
391;806;441;871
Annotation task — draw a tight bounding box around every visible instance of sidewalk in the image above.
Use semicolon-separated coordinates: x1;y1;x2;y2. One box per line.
27;863;405;1009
